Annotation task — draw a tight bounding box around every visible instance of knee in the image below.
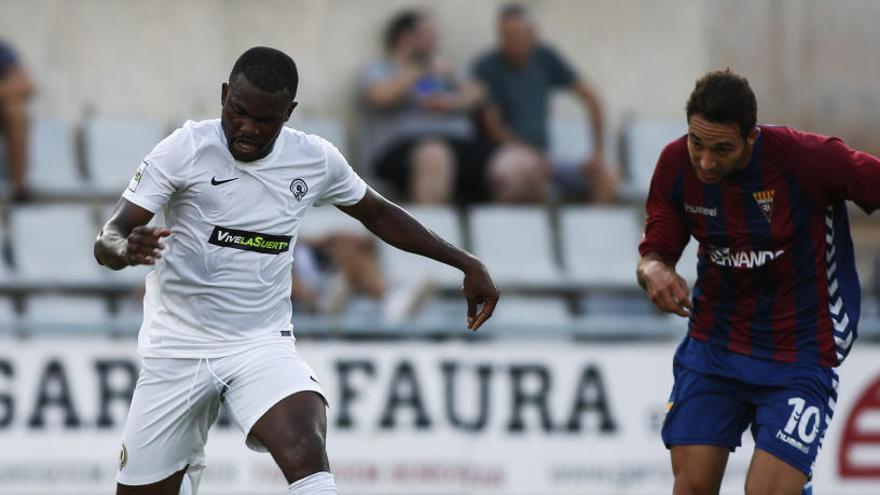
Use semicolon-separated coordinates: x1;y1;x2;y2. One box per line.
488;145;548;202
744;479;800;495
274;428;329;480
411;139;454;170
673;472;720;495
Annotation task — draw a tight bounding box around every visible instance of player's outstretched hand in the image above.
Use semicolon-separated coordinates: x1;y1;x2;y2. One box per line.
125;226;172;266
642;260;692;317
462;260;499;331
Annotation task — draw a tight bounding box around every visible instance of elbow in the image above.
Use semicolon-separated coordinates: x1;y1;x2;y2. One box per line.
93;242;110;269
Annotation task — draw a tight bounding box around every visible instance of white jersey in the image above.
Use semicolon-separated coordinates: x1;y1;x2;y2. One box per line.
122;119;367;358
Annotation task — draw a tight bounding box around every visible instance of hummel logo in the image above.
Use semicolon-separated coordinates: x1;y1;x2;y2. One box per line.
211;176;239;186
310;376;319;384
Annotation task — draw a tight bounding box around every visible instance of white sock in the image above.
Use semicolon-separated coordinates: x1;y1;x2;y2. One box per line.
287;471;337;494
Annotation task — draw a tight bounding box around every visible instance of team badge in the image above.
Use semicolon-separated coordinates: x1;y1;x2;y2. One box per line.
290;178;308;202
753;190;775;223
119;442;128;470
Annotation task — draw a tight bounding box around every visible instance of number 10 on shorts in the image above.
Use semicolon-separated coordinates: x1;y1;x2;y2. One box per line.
783;397;821;445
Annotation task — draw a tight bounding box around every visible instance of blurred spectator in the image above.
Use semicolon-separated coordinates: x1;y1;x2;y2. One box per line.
291;234;433;323
359;9;490;204
291;235;386;315
472;3;618;203
0;40;33;202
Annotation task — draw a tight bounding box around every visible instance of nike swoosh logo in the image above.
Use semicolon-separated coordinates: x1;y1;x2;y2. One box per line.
211;176;239;186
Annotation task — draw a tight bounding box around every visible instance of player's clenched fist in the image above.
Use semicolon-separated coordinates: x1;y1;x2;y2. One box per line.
125;226;172;266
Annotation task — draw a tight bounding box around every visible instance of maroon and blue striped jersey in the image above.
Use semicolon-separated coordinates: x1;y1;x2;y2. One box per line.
640;126;880;367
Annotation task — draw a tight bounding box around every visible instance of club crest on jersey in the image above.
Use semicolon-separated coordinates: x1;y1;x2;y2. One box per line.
290;178;308;202
753;189;775;223
119;442;127;470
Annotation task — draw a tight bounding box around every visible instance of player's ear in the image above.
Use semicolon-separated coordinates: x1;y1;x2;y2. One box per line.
286;101;297;119
746;126;760;147
221;82;229;106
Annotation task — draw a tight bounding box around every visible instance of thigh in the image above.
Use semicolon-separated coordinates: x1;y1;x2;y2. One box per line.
662;364;753;450
744;448;808;495
117;468;187;495
218;341;326;452
750;371;837;479
117;358;221;488
670;445;730;495
249;390;330;482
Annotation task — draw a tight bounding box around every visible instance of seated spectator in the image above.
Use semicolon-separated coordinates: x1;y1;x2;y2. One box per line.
0;40;33;202
291;235;385;315
472;3;618;203
359;9;489;204
291;233;433;324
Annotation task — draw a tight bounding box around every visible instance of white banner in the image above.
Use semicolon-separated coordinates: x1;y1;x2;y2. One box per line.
0;338;878;494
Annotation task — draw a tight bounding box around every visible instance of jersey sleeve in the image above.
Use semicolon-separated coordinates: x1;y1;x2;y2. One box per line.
638;142;690;264
811;137;880;213
122;124;193;213
314;140;368;207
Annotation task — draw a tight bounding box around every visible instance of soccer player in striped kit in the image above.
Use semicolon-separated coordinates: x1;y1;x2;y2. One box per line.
637;70;880;495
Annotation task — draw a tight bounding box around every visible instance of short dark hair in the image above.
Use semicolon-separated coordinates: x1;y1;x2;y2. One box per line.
384;10;421;53
499;3;531;22
686;69;757;137
229;46;298;98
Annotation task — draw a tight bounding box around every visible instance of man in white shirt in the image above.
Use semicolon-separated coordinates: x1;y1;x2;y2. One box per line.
95;46;499;495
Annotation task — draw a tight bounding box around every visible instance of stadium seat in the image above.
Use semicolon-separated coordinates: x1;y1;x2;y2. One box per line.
579;293;655;316
409;297;464;331
548;117;593;166
22;295;110;334
621;118;686;199
289;117;348;157
0;296;18;333
469;206;562;286
573;312;684;339
28;117;88;197
481;296;572;337
0;225;14;285
559;206;643;289
83;118;165;194
9;204;106;284
379;205;463;288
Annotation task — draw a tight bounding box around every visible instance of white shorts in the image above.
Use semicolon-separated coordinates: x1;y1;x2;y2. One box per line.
116;339;325;487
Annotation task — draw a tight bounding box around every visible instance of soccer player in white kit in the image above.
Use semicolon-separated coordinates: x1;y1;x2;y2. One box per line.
94;47;499;495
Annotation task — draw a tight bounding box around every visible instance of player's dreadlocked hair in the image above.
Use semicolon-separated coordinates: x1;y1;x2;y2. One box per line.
686;69;757;137
229;46;298;99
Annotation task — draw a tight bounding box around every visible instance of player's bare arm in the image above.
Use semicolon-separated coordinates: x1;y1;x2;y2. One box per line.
636;252;692;317
338;187;499;330
94;199;171;270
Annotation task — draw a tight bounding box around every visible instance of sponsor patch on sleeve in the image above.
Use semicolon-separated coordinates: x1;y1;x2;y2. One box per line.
208;226;292;255
128;161;149;193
